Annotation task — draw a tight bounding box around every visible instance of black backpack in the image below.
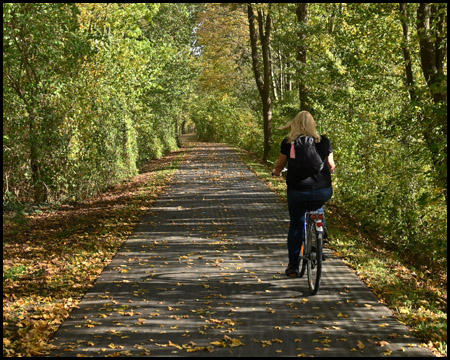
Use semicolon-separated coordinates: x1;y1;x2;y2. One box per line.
288;136;324;180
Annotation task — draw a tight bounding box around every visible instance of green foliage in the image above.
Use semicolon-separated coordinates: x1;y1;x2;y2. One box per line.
3;3;198;204
190;3;446;277
3;0;446;286
302;3;447;271
192;93;262;154
3;264;27;281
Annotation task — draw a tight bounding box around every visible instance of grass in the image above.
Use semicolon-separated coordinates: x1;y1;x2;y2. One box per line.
233;145;447;357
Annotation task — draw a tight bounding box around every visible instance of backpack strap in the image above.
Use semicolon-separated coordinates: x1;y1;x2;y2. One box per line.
290;142;296;159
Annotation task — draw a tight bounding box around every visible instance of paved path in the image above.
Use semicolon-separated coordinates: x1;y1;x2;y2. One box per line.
50;141;433;357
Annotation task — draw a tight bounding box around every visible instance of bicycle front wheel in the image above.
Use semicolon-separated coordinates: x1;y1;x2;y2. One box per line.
306;220;322;295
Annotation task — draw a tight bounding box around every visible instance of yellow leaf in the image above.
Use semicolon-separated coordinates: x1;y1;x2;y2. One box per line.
169;341;182;349
187;346;212;352
357;340;365;349
210;340;226;347
229;338;244;347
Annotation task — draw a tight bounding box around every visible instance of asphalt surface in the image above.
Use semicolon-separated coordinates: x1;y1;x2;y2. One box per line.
49;141;434;357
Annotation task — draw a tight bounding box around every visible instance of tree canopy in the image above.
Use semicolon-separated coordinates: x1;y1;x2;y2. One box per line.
4;1;447;273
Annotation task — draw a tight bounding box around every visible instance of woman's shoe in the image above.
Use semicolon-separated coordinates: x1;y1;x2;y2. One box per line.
285;261;299;277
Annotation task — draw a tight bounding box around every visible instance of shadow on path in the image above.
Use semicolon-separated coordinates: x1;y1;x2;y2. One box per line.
50;141;434;357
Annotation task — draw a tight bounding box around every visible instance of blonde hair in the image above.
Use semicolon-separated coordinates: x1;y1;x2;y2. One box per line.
281;111;321;143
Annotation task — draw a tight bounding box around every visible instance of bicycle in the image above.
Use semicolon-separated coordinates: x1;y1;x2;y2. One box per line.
274;168;327;295
297;203;325;295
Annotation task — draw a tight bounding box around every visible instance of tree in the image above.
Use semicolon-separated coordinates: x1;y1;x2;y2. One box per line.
417;3;447;104
399;3;447;200
3;3;86;203
399;3;417;102
191;4;260;150
3;3;199;205
195;4;249;96
296;3;309;111
247;3;273;162
416;3;447;200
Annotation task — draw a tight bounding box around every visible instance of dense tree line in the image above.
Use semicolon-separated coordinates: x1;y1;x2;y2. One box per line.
3;3;447;271
192;3;446;271
3;3;198;204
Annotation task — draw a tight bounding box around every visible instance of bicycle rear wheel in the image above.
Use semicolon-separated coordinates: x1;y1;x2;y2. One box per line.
306;219;322;295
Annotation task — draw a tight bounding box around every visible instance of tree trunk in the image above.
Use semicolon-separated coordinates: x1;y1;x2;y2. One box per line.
6;4;48;203
269;45;278;101
417;3;447;104
296;3;309;111
277;49;284;99
416;3;447;201
28;111;47;203
247;4;273;162
399;3;416;102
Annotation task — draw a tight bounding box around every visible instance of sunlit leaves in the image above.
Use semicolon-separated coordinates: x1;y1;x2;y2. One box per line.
3;3;197;205
195;4;249;94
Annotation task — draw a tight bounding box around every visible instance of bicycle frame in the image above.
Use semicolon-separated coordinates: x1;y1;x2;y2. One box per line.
278;167;325;294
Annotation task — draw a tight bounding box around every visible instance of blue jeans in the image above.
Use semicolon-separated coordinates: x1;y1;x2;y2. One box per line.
287;186;333;263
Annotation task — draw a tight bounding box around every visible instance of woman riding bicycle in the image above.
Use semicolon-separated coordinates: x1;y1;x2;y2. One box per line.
272;111;335;277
